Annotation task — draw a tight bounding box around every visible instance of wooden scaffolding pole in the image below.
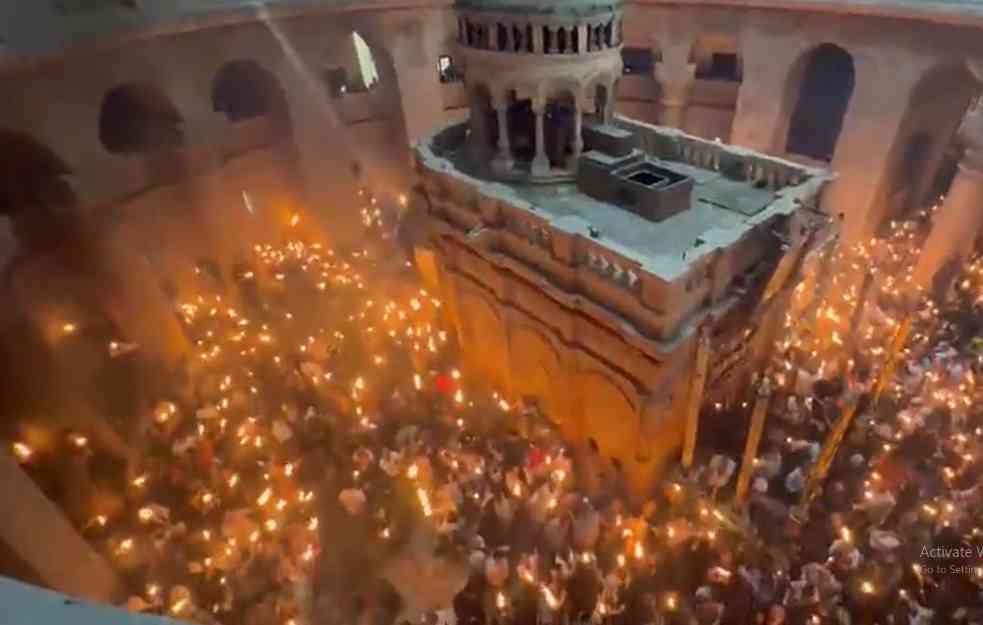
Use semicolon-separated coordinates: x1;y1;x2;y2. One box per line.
734;379;772;506
682;324;712;469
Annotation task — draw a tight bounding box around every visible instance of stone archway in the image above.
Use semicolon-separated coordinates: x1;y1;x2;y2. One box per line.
0;130;76;220
212;59;292;136
508;324;567;433
99;83;185;154
458;290;510;392
871;63;981;226
784;43;855;163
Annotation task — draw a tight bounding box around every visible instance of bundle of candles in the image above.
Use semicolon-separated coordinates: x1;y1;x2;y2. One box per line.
4;189;983;625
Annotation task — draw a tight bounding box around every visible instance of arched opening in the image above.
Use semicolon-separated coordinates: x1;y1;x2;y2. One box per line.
572;26;580;54
512;24;523;52
506;93;536;162
557;28;568;54
470;85;499;156
545;92;576;167
0;131;87;257
497;24;508;51
212;60;291;134
784;43;855;162
592;25;604;51
542;27;554;54
873;65;980;225
0;131;76;218
351;32;380;91
99;83;185;154
604;21;614;48
525;25;534;53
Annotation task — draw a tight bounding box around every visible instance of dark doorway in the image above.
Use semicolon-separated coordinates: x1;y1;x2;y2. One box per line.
785;44;855;162
545;94;575;167
507;98;536;161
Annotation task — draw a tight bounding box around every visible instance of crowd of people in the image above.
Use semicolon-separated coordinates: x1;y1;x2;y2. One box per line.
2;190;982;625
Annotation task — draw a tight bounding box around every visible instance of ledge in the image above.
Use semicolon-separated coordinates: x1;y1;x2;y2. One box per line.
626;0;983;28
0;576;188;625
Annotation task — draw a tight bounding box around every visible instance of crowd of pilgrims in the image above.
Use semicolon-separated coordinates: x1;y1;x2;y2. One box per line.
0;192;981;625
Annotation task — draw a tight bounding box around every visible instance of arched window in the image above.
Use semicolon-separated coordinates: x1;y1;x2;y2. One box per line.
99;83;185;154
785;43;855;162
212;60;282;123
871;64;979;225
351;32;380;90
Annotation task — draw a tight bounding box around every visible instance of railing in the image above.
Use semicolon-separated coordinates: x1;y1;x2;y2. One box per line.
619;117;824;192
416;120;830;344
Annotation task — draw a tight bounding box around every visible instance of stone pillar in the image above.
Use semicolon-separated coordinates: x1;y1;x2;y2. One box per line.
470;95;490;160
577;24;588;54
914;102;983;289
532;100;550;175
822;53;938;240
533;24;543;53
0;452;122;602
653;42;695;130
730;29;805;153
568;107;584;169
492;104;515;173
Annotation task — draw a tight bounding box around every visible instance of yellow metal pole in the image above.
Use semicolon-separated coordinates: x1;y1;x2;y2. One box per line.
873;315;913;406
800;313;911;510
682;324;712;469
734;379;772;506
800;394;860;510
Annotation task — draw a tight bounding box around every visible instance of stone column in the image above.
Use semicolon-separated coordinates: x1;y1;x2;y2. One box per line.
533;23;543;53
470;94;490;160
577;24;588;54
0;452;122;602
822;53;940;241
532;99;550;175
568;106;584;169
492;104;515;173
914;102;983;289
653;43;695;130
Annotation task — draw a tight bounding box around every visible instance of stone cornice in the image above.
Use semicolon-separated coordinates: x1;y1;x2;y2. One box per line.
625;0;983;29
0;0;453;75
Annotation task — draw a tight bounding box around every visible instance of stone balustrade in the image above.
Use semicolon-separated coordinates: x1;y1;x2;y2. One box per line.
456;12;622;55
416;120;829;345
619;117;822;194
